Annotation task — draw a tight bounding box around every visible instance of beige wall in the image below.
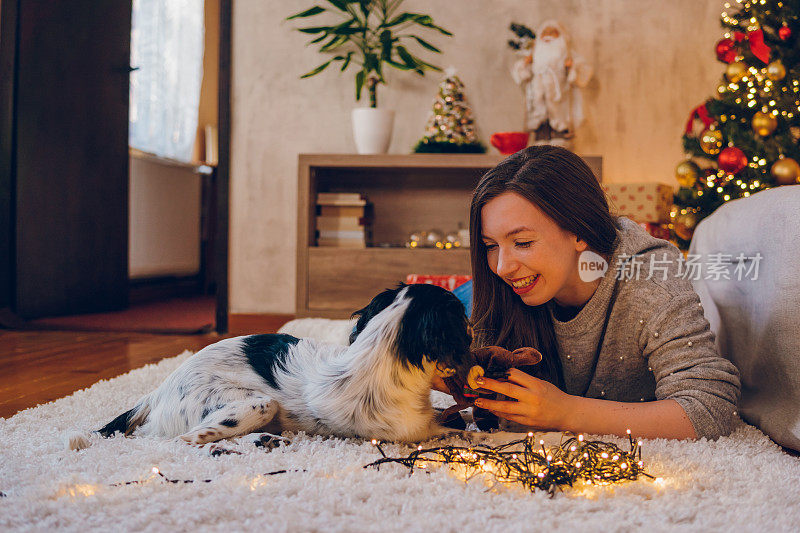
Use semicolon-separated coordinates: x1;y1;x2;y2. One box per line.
129;156;202;279
231;0;727;314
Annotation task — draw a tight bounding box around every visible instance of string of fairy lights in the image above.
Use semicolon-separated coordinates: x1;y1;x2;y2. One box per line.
366;430;653;497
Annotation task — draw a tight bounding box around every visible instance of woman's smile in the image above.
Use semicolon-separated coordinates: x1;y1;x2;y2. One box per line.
509;274;540;294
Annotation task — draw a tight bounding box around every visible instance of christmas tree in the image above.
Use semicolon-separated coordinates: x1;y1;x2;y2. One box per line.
673;0;800;247
413;69;485;153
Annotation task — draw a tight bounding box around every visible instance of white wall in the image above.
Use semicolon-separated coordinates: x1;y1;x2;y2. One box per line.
128;156;202;279
230;0;727;314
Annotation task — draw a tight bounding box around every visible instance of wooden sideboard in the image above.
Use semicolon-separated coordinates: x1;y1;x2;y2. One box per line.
296;153;602;318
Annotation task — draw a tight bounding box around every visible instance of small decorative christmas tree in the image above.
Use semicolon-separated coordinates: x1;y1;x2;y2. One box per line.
673;0;800;248
414;68;486;153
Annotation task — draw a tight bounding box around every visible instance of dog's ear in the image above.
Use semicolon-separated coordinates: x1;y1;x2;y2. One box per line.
349;283;406;344
395;285;471;371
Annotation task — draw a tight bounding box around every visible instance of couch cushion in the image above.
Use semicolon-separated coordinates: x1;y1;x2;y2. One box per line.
690;185;800;451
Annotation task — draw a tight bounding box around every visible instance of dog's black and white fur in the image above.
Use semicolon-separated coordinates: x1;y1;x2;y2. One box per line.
75;283;473;448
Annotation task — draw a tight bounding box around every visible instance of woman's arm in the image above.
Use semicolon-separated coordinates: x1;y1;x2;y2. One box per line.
561;396;697;440
474;369;698;440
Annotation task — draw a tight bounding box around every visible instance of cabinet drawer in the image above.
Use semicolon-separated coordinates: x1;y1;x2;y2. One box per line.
306;247;470;312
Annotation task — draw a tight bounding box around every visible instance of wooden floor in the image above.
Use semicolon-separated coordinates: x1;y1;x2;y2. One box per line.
0;330;224;418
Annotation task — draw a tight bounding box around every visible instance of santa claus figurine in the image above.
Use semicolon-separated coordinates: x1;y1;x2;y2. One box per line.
511;20;593;146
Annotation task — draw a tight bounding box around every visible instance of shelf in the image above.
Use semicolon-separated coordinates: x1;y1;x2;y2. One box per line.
299;153;508;169
296;153;602;318
308;245;470;252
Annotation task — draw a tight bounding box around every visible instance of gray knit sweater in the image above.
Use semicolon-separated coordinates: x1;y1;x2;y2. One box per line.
548;217;741;439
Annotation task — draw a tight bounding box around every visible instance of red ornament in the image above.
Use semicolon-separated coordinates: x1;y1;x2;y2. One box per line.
779;25;792;40
733;31;746;42
715;38;737;63
718;146;748;174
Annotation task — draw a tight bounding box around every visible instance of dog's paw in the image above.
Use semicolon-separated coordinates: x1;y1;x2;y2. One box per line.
64;431;92;451
252;433;290;450
207;443;242;457
180;428;221;445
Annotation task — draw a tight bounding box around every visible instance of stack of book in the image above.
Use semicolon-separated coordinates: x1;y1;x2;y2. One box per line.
316;192;371;248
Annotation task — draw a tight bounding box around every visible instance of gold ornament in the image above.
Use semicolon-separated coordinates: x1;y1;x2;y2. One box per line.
766;60;786;81
725;61;747;83
700;128;723;155
673;212;699;241
444;231;461;249
771;156;800;185
752;111;778;136
425;229;445;249
675;160;701;188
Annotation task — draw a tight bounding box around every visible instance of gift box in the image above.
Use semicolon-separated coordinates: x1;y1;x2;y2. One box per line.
602;183;673;224
638;222;671;241
406;274;472;292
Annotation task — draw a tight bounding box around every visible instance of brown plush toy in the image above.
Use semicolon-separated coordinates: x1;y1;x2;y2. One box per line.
439;346;542;431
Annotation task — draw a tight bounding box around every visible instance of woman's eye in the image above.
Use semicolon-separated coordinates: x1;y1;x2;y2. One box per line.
483;243;497;250
515;241;534;248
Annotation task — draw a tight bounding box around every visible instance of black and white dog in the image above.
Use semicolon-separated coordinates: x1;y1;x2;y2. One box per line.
71;283;474;449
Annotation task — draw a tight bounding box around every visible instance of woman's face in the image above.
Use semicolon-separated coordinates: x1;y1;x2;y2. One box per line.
481;191;589;307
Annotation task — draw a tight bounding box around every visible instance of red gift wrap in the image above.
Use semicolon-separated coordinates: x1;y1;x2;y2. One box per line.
638;222;671;241
405;274;472;292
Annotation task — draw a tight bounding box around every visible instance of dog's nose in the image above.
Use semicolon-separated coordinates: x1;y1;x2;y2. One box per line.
435;363;456;378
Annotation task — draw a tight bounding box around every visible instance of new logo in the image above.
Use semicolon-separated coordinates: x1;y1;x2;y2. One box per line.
578;251;608;282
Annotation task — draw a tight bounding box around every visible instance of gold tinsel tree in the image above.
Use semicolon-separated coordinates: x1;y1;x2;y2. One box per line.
414;68;485;153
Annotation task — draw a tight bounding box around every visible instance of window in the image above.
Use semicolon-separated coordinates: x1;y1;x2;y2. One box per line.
129;0;205;162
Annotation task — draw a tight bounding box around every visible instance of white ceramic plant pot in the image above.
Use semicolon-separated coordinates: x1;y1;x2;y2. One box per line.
351;107;394;154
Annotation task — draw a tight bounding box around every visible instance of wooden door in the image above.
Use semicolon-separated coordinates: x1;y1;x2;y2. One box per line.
12;0;132;318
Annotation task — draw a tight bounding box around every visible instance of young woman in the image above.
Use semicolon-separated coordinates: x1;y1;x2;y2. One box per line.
456;145;740;440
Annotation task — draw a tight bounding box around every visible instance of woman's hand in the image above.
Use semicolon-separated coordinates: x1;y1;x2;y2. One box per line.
473;368;574;431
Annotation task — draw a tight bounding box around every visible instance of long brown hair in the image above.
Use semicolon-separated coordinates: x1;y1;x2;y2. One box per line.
469;145;620;390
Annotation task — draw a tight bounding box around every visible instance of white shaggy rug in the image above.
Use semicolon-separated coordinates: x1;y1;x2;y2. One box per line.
2;320;800;532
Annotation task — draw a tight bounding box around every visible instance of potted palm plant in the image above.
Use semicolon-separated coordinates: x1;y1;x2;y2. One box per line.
288;0;452;154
